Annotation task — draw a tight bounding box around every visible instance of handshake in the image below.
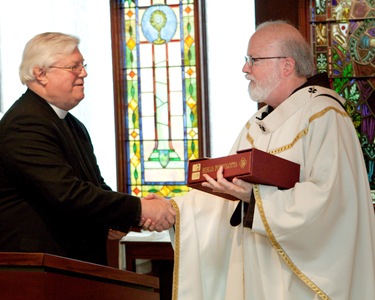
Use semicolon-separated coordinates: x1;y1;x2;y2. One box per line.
139;194;176;232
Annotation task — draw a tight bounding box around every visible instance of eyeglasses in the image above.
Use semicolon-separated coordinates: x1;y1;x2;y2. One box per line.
49;63;87;75
244;55;286;67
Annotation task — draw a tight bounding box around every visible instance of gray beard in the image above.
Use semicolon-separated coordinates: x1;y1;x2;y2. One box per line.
247;72;281;103
248;82;268;103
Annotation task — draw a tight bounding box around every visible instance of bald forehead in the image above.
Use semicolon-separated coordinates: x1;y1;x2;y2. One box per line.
258;22;301;36
248;29;279;54
248;23;304;52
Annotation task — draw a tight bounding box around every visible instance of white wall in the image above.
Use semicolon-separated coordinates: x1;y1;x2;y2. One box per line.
205;1;256;157
0;0;117;188
0;0;256;190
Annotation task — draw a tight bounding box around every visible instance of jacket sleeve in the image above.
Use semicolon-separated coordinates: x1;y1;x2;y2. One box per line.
0;107;141;230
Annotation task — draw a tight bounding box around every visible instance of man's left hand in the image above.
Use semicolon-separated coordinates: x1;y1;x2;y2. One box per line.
202;166;253;202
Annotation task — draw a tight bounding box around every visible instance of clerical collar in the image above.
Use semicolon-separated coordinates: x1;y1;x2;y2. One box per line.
256;106;274;120
48;103;68;119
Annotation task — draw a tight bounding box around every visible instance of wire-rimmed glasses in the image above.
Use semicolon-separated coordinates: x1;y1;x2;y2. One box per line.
244;55;286;67
49;63;87;75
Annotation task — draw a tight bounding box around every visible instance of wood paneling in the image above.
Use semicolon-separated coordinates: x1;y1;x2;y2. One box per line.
255;0;309;40
0;252;159;300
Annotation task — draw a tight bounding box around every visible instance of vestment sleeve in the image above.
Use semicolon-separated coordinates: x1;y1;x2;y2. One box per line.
252;107;356;240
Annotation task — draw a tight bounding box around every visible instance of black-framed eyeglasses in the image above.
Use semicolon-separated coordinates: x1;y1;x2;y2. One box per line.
49;63;87;75
244;55;286;67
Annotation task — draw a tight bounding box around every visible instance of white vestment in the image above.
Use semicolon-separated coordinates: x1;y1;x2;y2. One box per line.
170;85;375;300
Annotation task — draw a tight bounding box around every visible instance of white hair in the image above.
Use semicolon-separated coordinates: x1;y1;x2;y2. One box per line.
19;32;80;84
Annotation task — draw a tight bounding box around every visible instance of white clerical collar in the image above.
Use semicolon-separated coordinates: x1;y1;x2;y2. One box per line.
48;103;68;119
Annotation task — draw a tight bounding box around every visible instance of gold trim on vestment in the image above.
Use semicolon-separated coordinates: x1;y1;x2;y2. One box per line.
170;199;180;300
269;127;308;154
269;107;348;155
171;106;346;299
246;107;348;299
245;121;255;147
253;185;330;299
246;133;254;147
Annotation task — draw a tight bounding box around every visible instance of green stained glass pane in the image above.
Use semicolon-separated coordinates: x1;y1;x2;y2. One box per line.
121;0;198;197
310;0;375;190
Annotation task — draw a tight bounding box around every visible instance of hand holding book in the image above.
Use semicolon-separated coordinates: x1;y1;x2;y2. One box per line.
187;148;300;200
202;166;253;202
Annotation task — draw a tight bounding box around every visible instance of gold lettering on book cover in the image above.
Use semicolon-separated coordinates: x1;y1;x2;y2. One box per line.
215;161;238;170
190;160;244;181
202;166;215;173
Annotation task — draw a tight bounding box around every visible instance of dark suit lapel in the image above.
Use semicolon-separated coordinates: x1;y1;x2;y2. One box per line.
61;116;101;186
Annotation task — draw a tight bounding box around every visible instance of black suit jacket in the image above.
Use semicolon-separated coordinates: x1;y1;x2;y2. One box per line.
0;89;141;265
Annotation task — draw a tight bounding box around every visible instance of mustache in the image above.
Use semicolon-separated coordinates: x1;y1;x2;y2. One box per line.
245;74;256;81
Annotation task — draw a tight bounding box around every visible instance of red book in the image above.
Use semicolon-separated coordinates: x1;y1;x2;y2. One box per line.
187;148;300;200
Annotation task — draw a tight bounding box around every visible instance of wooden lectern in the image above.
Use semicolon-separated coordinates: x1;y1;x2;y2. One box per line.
0;252;159;300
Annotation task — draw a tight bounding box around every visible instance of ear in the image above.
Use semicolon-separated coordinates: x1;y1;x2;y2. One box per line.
33;66;48;85
282;57;295;76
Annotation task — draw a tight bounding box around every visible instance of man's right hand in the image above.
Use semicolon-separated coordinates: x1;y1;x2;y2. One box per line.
139;194;176;232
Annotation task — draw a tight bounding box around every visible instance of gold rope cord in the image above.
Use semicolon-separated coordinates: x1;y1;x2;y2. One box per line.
253;185;330;299
246;107;349;299
169;105;346;299
170;199;180;300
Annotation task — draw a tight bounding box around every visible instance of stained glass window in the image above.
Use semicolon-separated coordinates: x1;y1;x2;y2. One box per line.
310;0;375;191
113;0;201;198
